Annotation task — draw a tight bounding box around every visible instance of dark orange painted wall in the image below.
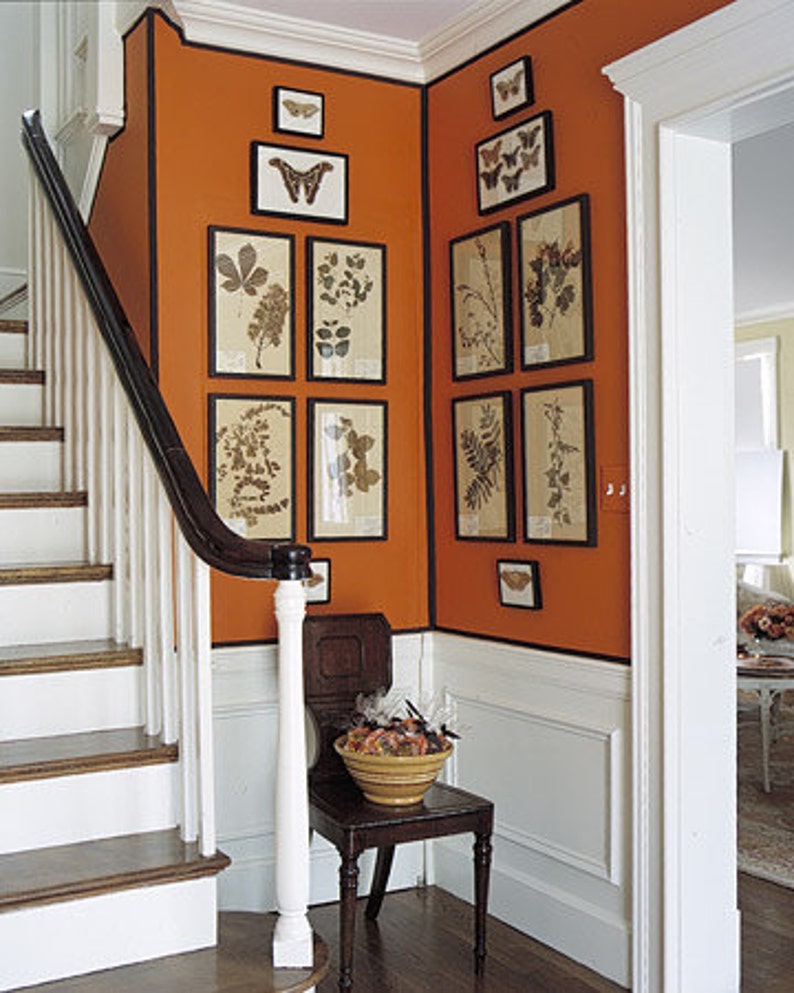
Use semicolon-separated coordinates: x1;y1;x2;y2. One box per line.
90;21;151;361
148;15;427;643
428;0;730;660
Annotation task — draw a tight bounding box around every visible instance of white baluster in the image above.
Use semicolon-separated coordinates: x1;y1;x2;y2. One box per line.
142;451;160;735
111;384;129;642
158;491;177;744
193;556;216;857
176;531;198;842
272;579;313;970
84;301;99;562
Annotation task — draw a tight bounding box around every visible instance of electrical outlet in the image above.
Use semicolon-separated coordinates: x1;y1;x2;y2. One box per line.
600;466;629;513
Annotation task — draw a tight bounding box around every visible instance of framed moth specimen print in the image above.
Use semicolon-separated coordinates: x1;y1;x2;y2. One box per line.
304;558;331;603
521;380;596;546
490;57;534;120
308;399;387;541
209;394;295;541
452;391;514;541
209;227;294;379
273;86;324;138
250;142;348;224
476;110;554;215
307;238;386;383
518;194;593;369
450;222;512;380
497;559;542;609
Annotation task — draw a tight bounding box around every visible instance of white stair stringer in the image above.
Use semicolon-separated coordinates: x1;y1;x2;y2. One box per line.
0;666;142;740
0;505;87;564
0;579;112;644
0;875;219;992
0;764;179;854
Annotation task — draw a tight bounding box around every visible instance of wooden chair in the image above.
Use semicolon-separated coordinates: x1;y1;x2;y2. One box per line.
303;612;493;993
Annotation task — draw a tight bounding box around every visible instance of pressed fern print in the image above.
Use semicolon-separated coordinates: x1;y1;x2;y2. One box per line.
454;393;512;540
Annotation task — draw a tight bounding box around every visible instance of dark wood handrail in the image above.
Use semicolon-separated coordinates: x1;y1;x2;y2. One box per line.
21;110;310;581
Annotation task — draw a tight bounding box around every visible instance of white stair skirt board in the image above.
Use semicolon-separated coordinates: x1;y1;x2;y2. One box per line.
0;440;61;491
0;667;142;740
0;382;43;425
0;875;219;992
0;580;111;644
0;763;179;854
0;506;87;565
0;335;27;369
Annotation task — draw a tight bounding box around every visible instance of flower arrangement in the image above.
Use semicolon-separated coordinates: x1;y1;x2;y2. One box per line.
740;601;794;641
339;692;460;757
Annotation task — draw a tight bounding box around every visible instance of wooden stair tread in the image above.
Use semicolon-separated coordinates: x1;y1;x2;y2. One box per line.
0;319;27;335
0;491;87;509
0;638;142;676
0;369;43;384
0;425;63;442
0;829;230;911
0;727;178;783
0;562;113;585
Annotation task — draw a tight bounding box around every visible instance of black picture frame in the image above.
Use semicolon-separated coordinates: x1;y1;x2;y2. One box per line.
452;390;515;542
307;237;387;383
518;193;593;370
308;398;388;542
272;86;324;138
250;142;348;224
449;222;512;381
208;226;295;380
520;379;596;546
476;110;555;215
497;559;542;609
490;57;534;120
208;393;296;541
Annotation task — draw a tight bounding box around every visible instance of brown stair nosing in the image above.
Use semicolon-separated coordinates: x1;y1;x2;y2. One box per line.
0;727;178;785
0;369;44;385
0;491;87;509
0;425;63;442
0;320;28;335
0;829;230;912
0;639;142;677
0;562;113;586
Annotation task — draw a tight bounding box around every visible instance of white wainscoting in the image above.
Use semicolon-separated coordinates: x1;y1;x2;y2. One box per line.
211;630;429;912
431;632;631;988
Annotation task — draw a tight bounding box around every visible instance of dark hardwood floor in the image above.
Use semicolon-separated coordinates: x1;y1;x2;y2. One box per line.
20;875;794;992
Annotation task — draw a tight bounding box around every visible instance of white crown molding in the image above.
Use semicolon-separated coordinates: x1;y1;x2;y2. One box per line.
735;302;794;327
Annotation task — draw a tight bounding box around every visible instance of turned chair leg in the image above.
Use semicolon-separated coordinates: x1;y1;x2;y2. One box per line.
365;845;395;921
338;850;360;992
473;830;492;976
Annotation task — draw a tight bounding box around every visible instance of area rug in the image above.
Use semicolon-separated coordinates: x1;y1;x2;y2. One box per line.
738;699;794;887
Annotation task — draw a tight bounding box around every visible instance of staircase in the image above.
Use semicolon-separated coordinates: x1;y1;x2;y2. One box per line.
0;314;230;990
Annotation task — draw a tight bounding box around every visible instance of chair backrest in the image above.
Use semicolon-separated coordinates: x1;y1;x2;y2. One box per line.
303;612;392;783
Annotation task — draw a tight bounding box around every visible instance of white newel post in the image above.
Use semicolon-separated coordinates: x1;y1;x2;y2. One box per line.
272;579;314;969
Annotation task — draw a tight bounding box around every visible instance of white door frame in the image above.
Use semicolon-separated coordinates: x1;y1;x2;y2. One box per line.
605;2;794;991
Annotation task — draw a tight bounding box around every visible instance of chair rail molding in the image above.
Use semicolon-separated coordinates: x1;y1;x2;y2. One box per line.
604;2;794;991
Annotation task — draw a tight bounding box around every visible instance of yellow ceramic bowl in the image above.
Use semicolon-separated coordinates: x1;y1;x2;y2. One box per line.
334;735;452;807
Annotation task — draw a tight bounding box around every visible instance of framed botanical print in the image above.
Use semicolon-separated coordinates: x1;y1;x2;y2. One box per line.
521;380;596;546
518;194;593;369
450;222;512;380
250;142;348;224
497;559;542;609
476;110;555;215
308;399;387;541
307;238;386;382
490;57;534;120
273;86;324;138
209;394;295;541
209;227;294;379
452;391;514;541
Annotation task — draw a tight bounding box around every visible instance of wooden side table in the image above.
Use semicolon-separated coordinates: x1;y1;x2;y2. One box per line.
737;654;794;792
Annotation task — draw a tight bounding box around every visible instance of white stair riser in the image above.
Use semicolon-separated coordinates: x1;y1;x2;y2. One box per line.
0;505;86;564
0;440;61;491
0;382;43;425
0;667;142;741
0;764;178;854
0;580;111;644
0;334;27;369
0;877;218;991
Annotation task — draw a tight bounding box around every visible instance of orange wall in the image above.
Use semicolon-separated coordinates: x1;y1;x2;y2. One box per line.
428;0;730;660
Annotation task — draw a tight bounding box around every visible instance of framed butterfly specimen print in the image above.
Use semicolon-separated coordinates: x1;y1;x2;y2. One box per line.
251;142;348;224
497;559;542;609
308;399;387;541
307;238;386;383
208;227;294;379
518;194;593;370
209;394;296;541
452;391;514;541
490;57;534;120
450;222;512;380
521;379;596;546
273;86;324;138
475;110;555;215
